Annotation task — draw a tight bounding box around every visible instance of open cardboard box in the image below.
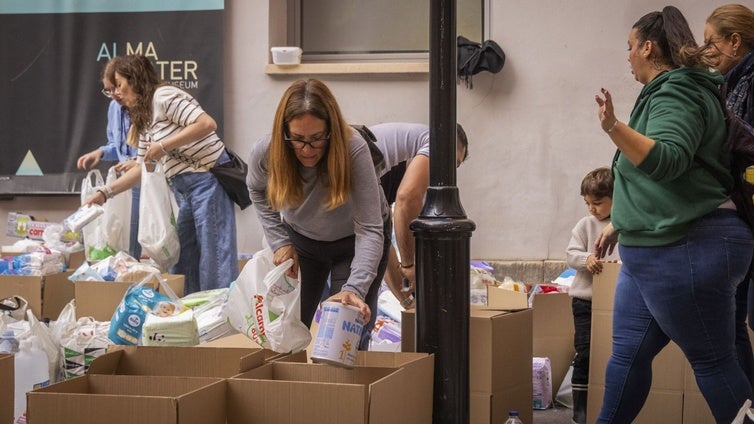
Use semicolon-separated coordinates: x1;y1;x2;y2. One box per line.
27;374;226;424
227;356;434;424
74;273;184;321
89;345;264;378
0;271;74;320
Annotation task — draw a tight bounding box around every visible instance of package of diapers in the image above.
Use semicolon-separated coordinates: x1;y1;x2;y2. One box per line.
141;303;199;347
108;277;174;345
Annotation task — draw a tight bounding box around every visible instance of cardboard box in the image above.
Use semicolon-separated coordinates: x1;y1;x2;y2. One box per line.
74;274;185;321
471;387;531;424
0;271;74;320
66;250;86;269
227;357;434;424
27;374;226;424
0;354;13;424
531;292;574;395
88;345;264;378
402;308;533;424
486;285;528;310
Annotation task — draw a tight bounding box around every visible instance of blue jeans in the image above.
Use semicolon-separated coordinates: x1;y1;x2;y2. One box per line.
129;185;142;260
169;170;238;295
598;209;754;424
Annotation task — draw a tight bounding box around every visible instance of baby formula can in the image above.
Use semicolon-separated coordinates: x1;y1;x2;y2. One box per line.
310;301;365;368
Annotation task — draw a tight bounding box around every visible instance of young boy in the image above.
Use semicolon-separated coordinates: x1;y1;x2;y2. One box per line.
566;167;620;424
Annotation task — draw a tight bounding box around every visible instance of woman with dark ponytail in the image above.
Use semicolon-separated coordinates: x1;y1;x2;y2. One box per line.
593;6;754;423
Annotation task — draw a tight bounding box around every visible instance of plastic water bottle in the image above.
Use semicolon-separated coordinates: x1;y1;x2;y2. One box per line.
0;329;19;354
14;337;50;423
505;410;524;424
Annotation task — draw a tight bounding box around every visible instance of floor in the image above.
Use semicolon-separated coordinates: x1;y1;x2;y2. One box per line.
533;405;574;424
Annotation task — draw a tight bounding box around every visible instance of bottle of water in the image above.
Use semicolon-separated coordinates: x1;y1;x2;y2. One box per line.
504;410;524;424
0;329;19;354
14;337;50;423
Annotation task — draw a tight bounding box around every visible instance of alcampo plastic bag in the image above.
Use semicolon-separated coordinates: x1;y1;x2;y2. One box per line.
137;161;180;271
221;247;311;353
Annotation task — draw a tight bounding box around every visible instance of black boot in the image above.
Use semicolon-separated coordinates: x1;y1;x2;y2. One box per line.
572;388;587;424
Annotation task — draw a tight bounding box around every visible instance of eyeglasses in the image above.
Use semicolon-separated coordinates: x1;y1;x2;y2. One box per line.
284;133;330;150
101;88;114;98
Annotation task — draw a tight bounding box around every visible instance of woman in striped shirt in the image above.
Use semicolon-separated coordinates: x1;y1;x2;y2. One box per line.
87;54;238;295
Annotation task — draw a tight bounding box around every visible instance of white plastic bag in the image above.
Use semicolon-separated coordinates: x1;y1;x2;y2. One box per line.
80;170;114;262
733;399;754;424
222;247;311;353
51;300;111;379
137;162;180;271
102;165;132;255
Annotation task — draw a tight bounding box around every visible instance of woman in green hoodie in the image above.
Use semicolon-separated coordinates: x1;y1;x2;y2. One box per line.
593;6;753;423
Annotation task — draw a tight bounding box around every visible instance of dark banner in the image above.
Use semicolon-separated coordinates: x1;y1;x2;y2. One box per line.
0;1;224;195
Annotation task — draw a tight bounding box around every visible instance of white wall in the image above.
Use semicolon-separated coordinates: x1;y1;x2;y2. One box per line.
0;0;731;262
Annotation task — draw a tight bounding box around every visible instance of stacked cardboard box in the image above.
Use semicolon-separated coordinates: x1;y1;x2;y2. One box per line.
402;307;533;424
485;287;576;405
588;263;719;424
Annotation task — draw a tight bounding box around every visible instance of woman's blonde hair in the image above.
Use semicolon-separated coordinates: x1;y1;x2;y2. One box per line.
267;79;353;211
681;4;754;68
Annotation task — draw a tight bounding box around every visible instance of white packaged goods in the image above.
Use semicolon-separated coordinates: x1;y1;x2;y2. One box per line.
533;357;553;409
63;204;104;233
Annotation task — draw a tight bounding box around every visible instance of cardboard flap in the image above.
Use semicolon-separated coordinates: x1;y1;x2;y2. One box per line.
366;355;434;424
28;393;178;423
91;345;264;378
27;375;226;424
86;349;124;375
227;377;367;423
486;285;528;310
0;275;43;318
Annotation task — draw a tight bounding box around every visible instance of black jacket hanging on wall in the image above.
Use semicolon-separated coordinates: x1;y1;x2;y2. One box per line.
457;36;506;89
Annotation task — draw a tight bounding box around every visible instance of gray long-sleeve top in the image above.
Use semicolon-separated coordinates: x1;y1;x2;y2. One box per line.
247;133;389;299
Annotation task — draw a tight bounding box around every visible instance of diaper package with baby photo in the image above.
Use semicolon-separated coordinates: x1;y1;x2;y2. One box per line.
141;301;199;347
